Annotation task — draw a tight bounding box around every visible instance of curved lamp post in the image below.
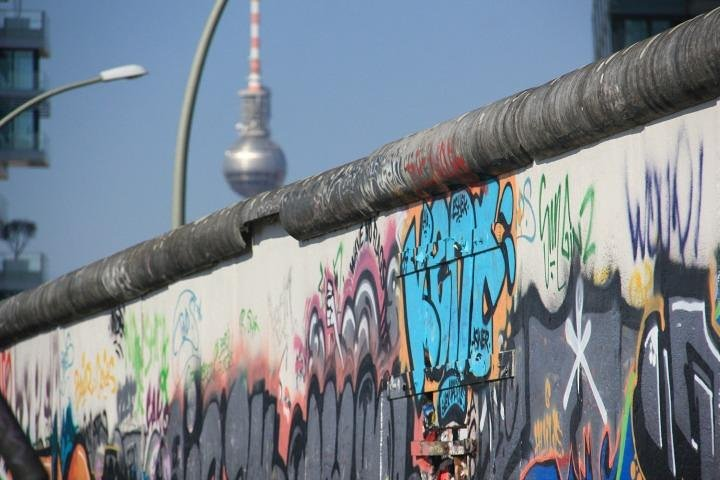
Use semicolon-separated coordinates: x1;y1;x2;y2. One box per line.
0;64;148;130
172;0;229;229
0;64;146;479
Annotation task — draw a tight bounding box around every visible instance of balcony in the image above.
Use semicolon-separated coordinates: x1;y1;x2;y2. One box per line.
0;252;45;300
0;69;46;102
0;10;48;57
0;127;47;168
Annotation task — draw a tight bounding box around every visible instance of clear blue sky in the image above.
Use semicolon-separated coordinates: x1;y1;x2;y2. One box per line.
1;0;593;281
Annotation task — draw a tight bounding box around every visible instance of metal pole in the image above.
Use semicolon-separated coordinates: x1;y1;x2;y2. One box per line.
172;0;229;229
0;391;46;479
0;77;100;131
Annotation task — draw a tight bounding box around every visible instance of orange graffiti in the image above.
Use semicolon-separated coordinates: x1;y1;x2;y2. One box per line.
66;444;91;480
0;350;11;396
533;378;563;453
533;408;564;454
37;444;92;480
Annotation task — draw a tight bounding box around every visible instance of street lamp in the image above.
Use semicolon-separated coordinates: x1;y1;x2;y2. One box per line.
172;0;228;229
171;0;286;229
0;64;148;130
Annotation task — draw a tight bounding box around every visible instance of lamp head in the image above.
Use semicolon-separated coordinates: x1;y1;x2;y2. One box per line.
99;64;148;82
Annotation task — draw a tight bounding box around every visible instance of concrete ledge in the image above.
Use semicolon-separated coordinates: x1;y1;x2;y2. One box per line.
0;197;255;347
279;8;720;239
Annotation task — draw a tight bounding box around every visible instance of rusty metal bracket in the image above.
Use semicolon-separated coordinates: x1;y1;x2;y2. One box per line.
411;438;476;457
388;349;515;400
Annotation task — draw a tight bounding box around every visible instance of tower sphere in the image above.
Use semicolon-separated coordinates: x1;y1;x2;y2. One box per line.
224;130;286;197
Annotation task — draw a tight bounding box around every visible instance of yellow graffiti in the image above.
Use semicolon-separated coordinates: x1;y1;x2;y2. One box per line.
629;260;654;307
74;350;117;405
630;457;646;480
544;378;551;408
593;265;612;286
533;379;563;453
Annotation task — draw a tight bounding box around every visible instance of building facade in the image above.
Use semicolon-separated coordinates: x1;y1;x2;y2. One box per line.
0;251;45;300
0;3;49;179
593;0;720;58
0;3;48;296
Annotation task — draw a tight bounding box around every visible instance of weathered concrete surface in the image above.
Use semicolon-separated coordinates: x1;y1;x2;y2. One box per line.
279;7;720;239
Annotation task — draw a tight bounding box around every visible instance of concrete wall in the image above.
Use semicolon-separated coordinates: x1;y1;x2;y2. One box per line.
0;96;718;479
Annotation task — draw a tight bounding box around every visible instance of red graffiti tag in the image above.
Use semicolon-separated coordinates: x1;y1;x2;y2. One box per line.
404;140;469;184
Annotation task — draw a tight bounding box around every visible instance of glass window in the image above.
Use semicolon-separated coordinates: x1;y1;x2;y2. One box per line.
13;51;33;89
0;52;13;89
0;110;36;150
0;51;36;89
623;18;649;47
13;110;34;149
650;19;672;35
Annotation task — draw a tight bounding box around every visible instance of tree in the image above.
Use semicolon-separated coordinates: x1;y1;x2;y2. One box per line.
1;220;36;260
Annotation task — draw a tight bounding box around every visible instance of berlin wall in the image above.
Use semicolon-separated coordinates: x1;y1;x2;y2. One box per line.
0;9;719;480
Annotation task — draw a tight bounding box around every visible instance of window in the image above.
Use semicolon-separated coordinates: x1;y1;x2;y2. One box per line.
0;108;39;150
612;14;688;52
623;18;650;45
0;50;37;90
650;19;672;34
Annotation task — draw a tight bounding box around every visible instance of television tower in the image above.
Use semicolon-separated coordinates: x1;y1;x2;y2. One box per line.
224;0;286;197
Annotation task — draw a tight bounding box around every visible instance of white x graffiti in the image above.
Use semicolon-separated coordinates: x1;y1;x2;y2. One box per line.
562;278;608;424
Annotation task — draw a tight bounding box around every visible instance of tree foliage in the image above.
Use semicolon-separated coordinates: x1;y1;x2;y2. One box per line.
1;219;36;260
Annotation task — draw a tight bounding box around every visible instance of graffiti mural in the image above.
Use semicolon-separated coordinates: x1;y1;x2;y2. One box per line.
399;180;515;420
1;106;720;479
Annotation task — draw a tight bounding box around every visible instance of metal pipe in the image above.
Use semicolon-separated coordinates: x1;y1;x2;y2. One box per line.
0;391;47;479
172;0;230;229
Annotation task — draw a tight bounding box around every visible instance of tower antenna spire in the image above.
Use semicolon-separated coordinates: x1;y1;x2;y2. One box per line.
248;0;261;91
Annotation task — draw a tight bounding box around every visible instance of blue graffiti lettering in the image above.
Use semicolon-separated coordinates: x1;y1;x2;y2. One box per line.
438;374;466;423
401;181;515;396
626;134;703;263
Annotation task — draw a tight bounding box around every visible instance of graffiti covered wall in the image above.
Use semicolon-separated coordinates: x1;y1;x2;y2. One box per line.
1;100;719;479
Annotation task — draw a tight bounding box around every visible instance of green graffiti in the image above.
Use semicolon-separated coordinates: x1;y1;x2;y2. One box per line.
159;337;169;403
317;262;324;292
317;242;344;292
614;371;637;480
239;308;260;334
538;174;596;291
213;330;232;369
123;312;170;411
199;363;212;383
332;243;343;285
199;328;233;383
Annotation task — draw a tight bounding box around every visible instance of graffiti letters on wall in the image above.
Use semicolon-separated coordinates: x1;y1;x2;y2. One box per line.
1;112;719;479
